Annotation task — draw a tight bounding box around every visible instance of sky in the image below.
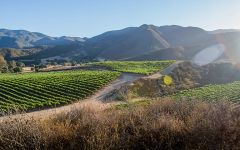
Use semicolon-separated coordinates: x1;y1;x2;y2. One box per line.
1;0;240;37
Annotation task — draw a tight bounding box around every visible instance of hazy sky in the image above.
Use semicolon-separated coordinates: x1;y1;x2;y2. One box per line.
1;0;240;37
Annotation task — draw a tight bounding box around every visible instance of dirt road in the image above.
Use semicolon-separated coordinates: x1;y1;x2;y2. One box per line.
0;61;180;121
0;73;144;121
144;61;182;79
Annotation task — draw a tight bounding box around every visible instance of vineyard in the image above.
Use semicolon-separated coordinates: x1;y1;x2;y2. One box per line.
0;70;120;112
172;81;240;102
91;61;175;75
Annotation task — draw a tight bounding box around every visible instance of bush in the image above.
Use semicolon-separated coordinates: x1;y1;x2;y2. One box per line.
13;67;23;73
0;99;239;149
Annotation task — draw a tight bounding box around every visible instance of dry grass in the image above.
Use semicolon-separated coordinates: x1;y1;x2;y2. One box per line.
0;99;239;150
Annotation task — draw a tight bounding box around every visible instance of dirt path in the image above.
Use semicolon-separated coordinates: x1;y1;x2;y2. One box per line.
0;61;181;121
144;61;183;79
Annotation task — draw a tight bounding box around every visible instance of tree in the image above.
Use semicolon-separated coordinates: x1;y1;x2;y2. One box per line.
64;62;71;66
34;65;40;72
1;67;8;73
8;60;17;72
17;62;25;68
13;67;22;73
0;55;7;71
49;61;58;66
170;61;201;86
71;61;77;66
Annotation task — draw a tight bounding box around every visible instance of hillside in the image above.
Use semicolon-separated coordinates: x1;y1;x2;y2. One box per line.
158;25;215;47
0;47;43;60
127;47;186;61
86;25;170;59
0;61;239;149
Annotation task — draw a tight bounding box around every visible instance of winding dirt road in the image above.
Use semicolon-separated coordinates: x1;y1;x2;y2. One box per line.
0;73;144;121
0;62;180;121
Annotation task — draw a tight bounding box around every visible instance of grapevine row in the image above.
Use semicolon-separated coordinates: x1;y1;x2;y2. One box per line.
0;70;120;112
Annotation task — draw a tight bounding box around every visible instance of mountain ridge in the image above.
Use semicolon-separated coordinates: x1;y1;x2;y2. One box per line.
0;28;86;48
1;25;240;63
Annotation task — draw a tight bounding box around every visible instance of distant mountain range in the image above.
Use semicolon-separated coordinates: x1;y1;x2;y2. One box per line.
0;29;86;48
0;25;240;63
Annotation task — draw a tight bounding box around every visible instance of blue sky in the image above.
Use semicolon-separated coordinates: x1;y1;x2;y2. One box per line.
1;0;240;37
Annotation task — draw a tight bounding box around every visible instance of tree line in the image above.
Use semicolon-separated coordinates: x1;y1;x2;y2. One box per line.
0;55;25;73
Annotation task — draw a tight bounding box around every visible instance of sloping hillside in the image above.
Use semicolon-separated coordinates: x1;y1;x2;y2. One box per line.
158;25;215;47
127;47;185;61
0;48;43;60
86;25;170;59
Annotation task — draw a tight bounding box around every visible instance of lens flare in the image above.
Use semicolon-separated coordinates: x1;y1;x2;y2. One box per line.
193;44;225;66
215;33;240;64
163;75;173;85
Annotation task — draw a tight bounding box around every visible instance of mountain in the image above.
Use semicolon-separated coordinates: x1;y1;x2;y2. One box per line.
0;47;45;60
85;24;170;60
214;32;240;61
126;47;186;61
158;25;215;47
2;25;240;63
94;25;240;61
82;24;216;60
209;29;240;34
0;48;27;59
0;29;86;48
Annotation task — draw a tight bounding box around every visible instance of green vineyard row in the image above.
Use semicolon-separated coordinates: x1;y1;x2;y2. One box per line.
0;70;120;112
172;81;240;102
91;61;175;75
